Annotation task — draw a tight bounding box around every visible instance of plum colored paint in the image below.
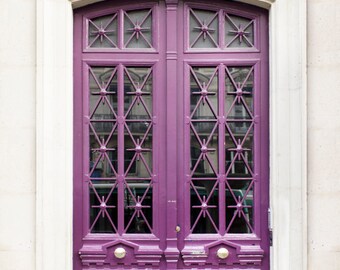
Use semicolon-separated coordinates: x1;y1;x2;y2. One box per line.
73;1;269;269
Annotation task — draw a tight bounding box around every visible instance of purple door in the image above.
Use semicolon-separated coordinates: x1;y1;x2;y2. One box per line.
74;1;269;269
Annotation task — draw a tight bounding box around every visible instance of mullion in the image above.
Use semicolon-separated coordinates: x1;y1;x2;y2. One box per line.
117;64;125;235
218;64;226;234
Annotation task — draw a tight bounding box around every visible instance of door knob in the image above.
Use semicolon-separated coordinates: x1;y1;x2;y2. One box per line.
114;247;126;259
175;225;181;232
217;247;229;259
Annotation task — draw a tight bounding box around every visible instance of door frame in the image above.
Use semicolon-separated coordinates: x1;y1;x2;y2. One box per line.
35;0;307;270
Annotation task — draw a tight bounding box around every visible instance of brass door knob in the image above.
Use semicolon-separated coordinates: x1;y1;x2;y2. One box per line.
114;247;126;259
217;247;229;259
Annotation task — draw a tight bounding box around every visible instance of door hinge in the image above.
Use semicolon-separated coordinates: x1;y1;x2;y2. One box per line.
268;208;273;246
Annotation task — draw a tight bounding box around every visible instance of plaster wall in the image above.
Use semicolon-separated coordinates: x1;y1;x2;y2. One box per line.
0;1;36;269
308;0;340;269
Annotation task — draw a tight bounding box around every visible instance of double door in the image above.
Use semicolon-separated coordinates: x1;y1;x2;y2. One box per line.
74;1;269;269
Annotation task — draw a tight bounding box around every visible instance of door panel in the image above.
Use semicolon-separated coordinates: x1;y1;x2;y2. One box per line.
74;1;269;269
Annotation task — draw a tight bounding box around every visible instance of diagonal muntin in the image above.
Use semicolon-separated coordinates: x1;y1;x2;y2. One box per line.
205;209;219;232
226;207;252;233
89;151;118;177
124;152;137;176
225;150;254;178
225;95;254;119
226;179;254;206
190;66;218;93
203;153;218;176
89;121;118;148
190;211;203;233
88;13;118;47
189;8;219;47
124;181;153;232
124;210;137;233
190;121;218;147
88;183;118;233
90;66;118;93
225;118;254;148
225;66;254;94
89;82;118;120
124;9;152;47
138;153;153;176
124;66;152;93
124;121;152;147
190;180;219;212
225;14;254;47
190;93;218;120
139;209;153;232
124;68;153;119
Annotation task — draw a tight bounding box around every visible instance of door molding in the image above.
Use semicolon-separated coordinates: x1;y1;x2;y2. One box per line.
36;0;307;269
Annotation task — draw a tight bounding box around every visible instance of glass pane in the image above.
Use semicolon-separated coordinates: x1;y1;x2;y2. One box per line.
190;67;218;119
124;67;152;119
191;180;219;233
190;9;219;48
124;180;153;233
226;180;253;233
89;181;118;233
90;67;118;119
226;122;254;176
225;67;254;118
124;9;152;48
191;122;218;177
124;128;153;177
225;14;254;48
90;124;118;178
89;14;118;48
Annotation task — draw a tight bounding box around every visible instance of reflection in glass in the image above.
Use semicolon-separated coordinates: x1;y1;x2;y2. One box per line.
124;67;152;119
190;123;218;177
226;180;253;233
90;67;118;118
124;133;153;177
190;9;219;48
89;181;118;233
89;14;118;48
225;14;254;48
90;127;118;178
190;67;218;119
225;67;254;118
191;180;219;233
124;180;153;233
124;9;152;48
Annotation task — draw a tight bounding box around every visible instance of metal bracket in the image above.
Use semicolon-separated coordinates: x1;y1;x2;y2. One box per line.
268;207;273;246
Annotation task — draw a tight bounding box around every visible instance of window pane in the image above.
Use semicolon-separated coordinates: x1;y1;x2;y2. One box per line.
124;180;153;233
124;9;152;48
190;9;219;48
225;14;254;48
191;180;219;233
88;14;118;48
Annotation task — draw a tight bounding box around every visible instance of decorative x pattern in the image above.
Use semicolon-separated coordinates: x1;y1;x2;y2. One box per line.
124;9;152;48
88;14;118;48
191;182;219;233
190;67;218;119
190;9;219;48
89;182;118;233
125;186;153;233
226;182;254;233
225;14;254;47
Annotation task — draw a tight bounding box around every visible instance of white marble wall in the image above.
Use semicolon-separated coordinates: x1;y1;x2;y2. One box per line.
0;1;36;269
308;0;340;269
